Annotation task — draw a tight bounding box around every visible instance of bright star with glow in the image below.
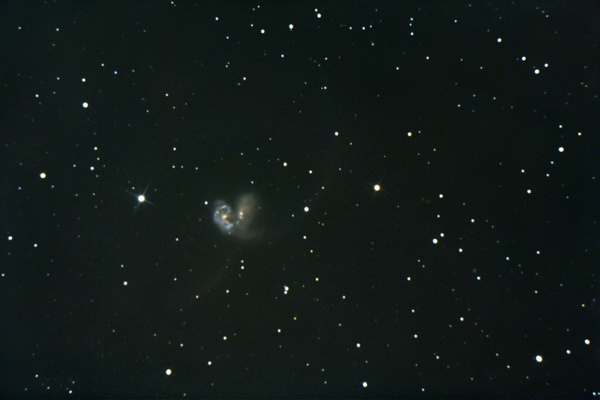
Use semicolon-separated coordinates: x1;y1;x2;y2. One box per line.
126;183;155;213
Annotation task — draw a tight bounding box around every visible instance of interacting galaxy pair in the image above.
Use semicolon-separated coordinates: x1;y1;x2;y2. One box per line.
212;194;259;240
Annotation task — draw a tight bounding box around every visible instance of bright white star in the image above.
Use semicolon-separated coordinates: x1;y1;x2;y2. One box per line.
126;183;155;213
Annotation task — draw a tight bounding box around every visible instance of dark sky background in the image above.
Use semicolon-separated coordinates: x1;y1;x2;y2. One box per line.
1;1;599;398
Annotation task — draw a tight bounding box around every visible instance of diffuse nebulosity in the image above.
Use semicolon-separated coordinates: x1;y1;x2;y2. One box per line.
212;194;260;240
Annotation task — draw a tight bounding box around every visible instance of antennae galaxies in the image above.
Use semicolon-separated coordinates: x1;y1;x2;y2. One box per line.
212;194;260;240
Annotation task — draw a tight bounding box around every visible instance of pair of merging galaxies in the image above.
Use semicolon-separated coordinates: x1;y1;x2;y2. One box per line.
212;194;260;240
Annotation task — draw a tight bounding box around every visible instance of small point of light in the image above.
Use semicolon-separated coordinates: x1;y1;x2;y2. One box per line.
304;206;309;212
534;68;540;74
558;146;564;152
82;102;89;108
137;195;145;203
40;172;47;179
373;184;381;192
535;355;543;362
165;369;172;375
362;381;368;388
123;281;128;286
497;37;502;43
8;236;13;241
289;24;294;31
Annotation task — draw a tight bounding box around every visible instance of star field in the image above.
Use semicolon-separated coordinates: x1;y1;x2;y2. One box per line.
1;2;599;398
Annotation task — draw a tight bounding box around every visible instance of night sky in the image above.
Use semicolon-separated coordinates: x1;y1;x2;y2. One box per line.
1;2;599;398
